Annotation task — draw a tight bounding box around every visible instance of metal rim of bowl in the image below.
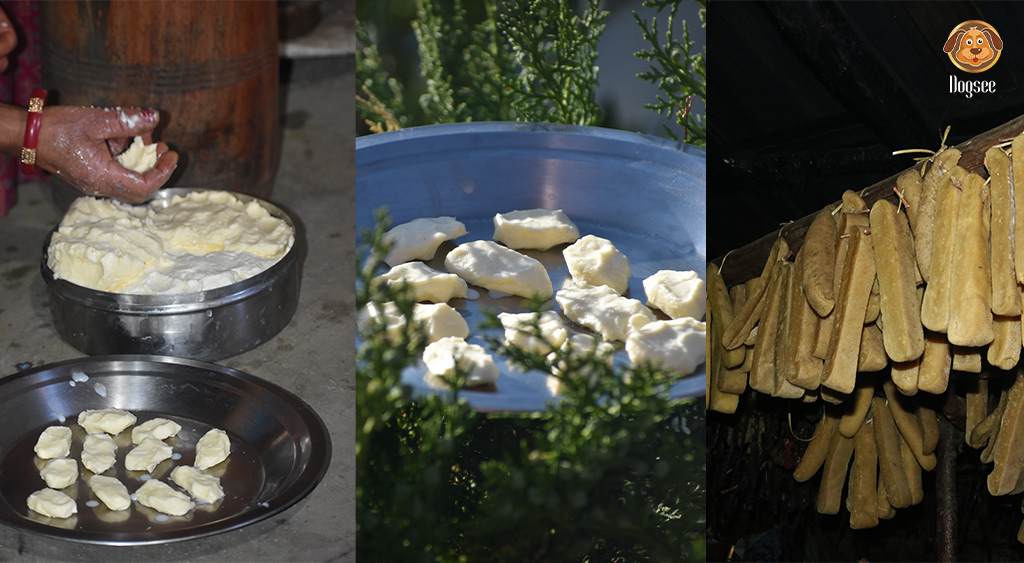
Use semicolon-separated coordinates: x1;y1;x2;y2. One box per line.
40;188;301;315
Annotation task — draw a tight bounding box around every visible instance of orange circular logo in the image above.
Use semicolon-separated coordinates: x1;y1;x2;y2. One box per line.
944;20;1003;73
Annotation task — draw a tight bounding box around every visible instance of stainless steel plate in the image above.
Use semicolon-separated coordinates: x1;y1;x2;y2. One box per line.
356;122;706;412
0;356;331;545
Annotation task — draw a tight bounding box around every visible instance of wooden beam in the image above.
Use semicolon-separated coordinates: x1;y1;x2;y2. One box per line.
713;113;1024;287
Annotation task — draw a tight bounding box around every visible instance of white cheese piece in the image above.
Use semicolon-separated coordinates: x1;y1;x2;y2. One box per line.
115;136;158;173
497;311;568;354
492;208;580;250
40;458;78;489
625;318;707;375
374;261;468;303
546;333;616;394
27;488;77;519
131;418;182;445
34;426;72;459
170;465;225;505
563;235;632;294
556;282;656;342
194;429;231;470
358;302;470;344
643;270;706;320
47;191;294;295
81;433;118;474
88;475;131;511
444;240;552;299
135;479;194;516
125;437;173;473
422;337;500;387
77;408;137;435
383;216;466;267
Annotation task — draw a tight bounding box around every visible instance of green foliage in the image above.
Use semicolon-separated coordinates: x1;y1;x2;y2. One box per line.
357;211;706;561
499;0;607;126
634;0;707;145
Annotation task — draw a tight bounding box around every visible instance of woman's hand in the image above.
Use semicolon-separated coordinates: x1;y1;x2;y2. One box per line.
36;106;179;202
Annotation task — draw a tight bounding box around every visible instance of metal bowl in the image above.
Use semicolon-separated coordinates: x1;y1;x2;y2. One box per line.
0;355;331;545
356;122;706;412
41;188;304;361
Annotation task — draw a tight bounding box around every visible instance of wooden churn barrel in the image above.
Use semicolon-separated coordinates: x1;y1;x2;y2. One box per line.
40;1;280;199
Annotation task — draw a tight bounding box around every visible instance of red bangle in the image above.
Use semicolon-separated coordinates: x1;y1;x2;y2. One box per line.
20;87;46;175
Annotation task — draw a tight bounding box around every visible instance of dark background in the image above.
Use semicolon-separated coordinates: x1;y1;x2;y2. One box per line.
709;1;1024;263
709;2;1024;561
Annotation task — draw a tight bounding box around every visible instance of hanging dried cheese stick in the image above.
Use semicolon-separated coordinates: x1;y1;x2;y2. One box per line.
965;377;990;447
816;427;855;515
772;264;805;399
897;169;923;233
708;264;745;369
915;148;962;282
822;228;876;395
970;386;1009;449
749;262;790;395
820;386;849;405
848;417;879;529
723;238;788;349
989;370;1024;495
917;331;952;394
985;146;1021;316
899;431;925;506
877;478;897;520
988;314;1022;370
802;208;838;317
883;381;936;470
839;377;876;438
921;166;966;332
919;405;939;455
890;359;920;396
794;410;839;482
952;346;983;373
870;199;924;362
949;173;995;347
708;379;740;414
1013;132;1024;283
864;279;880;325
873;396;913;509
814;213;872;360
858;323;888;372
842;190;869;213
782;254;826;388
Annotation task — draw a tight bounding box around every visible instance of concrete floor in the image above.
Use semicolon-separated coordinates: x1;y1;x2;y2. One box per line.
0;55;355;562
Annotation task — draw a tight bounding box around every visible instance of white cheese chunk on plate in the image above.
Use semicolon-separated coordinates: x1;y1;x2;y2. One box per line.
556;282;657;342
422;337;500;388
444;240;552;299
498;311;568;355
374;261;468;303
34;426;72;459
27;488;77;519
643;269;706;320
358;301;470;344
194;429;231;470
134;479;194;516
383;216;466;267
492;208;580;250
563;234;632;294
88;475;131;511
81;433;118;474
625;318;707;375
171;466;225;505
77;409;137;436
40;458;78;490
124;437;174;473
131;418;182;445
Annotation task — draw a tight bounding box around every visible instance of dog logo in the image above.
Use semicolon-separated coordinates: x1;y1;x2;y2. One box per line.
944;20;1003;73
